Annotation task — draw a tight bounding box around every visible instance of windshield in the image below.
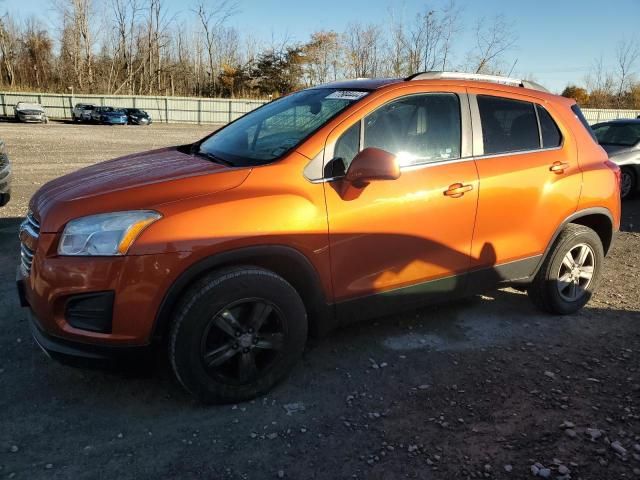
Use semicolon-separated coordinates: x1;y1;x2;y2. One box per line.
198;88;369;166
99;107;125;114
593;122;640;147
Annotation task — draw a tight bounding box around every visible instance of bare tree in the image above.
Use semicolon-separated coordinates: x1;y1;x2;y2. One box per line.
0;14;18;87
468;15;516;74
585;55;616;108
439;0;461;71
110;0;141;94
404;8;443;73
343;23;383;78
193;0;238;95
614;38;639;107
302;30;340;85
54;0;95;89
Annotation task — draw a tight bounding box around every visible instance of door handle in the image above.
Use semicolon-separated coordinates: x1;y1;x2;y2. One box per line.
549;161;569;174
444;183;473;198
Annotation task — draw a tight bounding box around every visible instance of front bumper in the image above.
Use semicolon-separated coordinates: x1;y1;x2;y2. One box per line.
17;114;46;123
18;266;154;368
130;117;151;125
16;236;189;347
27;308;152;368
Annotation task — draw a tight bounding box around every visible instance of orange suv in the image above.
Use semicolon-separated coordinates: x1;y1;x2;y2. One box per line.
17;72;621;403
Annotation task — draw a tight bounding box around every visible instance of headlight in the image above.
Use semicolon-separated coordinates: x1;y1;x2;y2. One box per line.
58;210;161;256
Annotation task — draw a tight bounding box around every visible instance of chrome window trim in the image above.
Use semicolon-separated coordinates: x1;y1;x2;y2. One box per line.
473;145;563;161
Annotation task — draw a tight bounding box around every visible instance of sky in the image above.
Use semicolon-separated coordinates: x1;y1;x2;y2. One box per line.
2;0;640;93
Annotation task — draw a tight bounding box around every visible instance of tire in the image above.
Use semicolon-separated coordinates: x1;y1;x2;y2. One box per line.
528;224;604;315
169;266;308;404
620;167;637;200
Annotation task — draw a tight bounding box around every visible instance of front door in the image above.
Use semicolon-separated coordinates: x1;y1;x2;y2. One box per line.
322;88;479;320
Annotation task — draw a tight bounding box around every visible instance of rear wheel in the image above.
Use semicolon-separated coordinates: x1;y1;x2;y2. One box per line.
620;167;637;199
169;266;307;404
528;224;604;314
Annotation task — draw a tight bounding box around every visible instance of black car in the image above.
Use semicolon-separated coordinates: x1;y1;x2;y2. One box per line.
124;108;152;125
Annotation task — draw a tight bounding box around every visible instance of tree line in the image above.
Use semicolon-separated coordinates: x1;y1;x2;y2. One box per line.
562;39;640;109
1;0;638;105
0;0;521;98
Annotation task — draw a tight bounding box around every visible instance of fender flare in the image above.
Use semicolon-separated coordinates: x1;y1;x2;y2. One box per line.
530;206;615;279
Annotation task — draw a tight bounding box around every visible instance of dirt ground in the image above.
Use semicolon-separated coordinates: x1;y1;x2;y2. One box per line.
0;122;639;480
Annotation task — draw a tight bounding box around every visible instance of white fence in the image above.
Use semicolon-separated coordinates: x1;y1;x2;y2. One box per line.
0;92;268;124
582;108;640;125
1;91;639;126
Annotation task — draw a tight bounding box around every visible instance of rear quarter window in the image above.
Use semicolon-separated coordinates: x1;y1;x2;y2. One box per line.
536;105;562;148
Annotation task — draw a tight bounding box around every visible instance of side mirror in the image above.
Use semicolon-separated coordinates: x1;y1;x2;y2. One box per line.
345;147;401;187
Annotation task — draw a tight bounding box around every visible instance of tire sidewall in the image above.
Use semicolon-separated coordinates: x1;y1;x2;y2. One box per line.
170;268;307;403
621;167;637;199
543;228;604;314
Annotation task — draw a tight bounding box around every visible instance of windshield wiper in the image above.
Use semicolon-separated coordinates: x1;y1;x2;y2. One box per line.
195;149;235;167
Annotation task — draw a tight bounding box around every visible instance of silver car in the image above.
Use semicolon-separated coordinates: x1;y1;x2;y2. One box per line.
592;119;640;199
14;102;48;123
72;103;97;122
0;141;11;207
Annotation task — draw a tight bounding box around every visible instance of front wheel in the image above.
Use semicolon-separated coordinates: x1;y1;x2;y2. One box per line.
528;224;604;314
620;167;637;199
169;266;308;404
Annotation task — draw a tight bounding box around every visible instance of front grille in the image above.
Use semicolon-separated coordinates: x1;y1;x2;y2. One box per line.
20;243;34;276
19;211;40;276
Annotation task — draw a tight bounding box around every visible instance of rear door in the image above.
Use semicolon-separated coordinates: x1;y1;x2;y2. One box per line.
467;90;581;278
322;86;479;319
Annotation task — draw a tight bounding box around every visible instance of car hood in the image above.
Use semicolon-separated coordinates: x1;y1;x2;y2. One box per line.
31;147;251;232
16;104;44;113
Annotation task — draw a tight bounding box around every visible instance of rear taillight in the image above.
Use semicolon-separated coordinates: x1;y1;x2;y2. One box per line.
605;160;621;189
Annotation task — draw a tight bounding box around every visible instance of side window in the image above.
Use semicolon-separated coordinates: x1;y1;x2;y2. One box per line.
536;105;562;148
333;122;361;174
477;96;540;155
363;93;461;166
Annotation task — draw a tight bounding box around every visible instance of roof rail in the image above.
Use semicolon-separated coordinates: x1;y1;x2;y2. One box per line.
405;71;549;93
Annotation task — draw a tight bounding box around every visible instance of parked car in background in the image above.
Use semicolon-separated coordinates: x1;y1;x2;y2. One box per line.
90;106;128;125
592;119;640;199
72;103;97;123
14;102;48;123
0;140;11;207
18;72;621;404
124;108;152;125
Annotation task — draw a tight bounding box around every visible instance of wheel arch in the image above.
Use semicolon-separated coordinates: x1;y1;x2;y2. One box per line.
152;245;335;344
531;207;614;280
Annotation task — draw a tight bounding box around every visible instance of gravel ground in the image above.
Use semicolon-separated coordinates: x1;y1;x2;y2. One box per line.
0;122;639;479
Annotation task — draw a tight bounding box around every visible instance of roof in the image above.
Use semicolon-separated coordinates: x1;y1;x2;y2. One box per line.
314;72;553;96
311;78;403;90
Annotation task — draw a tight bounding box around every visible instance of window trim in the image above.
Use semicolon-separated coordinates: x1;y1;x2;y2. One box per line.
470;94;565;158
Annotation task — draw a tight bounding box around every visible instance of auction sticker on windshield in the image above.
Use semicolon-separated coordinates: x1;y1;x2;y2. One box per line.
325;91;369;100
